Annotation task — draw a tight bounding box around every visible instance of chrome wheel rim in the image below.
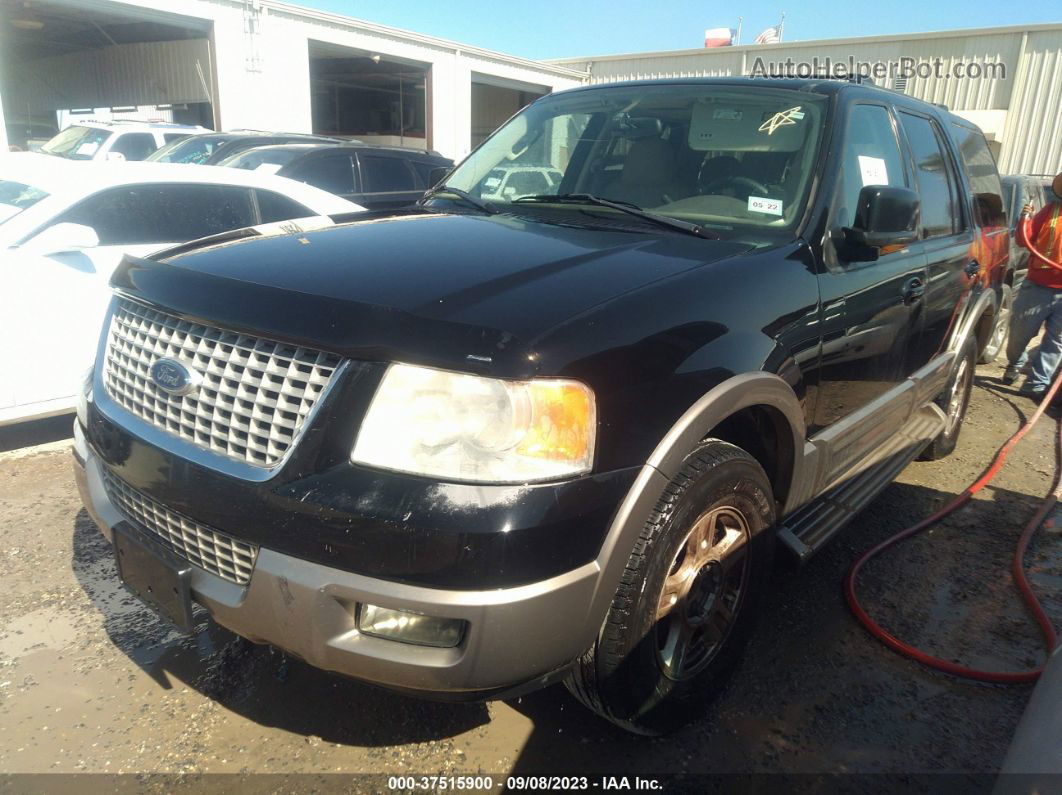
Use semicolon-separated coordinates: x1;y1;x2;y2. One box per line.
656;505;750;681
988;294;1012;353
945;356;972;433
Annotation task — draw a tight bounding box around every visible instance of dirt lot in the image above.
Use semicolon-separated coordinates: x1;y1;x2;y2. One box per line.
0;358;1059;787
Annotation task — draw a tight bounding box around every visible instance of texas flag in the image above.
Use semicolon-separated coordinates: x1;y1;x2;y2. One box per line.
704;27;736;48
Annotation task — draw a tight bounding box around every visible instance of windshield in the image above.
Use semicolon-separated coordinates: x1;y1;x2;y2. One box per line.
40;125;111;160
147;135;228;164
439;84;827;239
0;180;49;224
217;147;307;172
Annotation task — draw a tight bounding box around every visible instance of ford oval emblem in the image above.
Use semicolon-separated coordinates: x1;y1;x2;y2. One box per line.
149;358;201;397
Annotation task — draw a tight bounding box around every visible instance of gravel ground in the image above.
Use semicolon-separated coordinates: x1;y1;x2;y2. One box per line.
0;357;1059;787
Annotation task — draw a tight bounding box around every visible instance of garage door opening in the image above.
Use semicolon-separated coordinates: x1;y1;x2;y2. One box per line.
309;42;429;150
471;75;548;149
1;0;216;150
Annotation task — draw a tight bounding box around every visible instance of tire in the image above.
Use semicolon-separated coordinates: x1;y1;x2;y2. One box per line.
920;336;976;461
979;284;1013;364
565;440;775;734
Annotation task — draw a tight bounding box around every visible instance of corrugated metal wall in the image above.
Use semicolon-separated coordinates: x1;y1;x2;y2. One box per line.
6;39;211;115
998;30;1062;175
556;26;1062;174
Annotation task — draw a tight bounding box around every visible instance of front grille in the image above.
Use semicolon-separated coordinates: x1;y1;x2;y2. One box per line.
103;298;342;469
103;468;258;585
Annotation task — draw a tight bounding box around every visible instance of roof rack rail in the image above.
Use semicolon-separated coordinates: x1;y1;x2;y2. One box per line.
754;72;877;85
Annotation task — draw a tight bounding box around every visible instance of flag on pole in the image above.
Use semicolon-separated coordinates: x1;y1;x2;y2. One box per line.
704;27;736;48
754;25;781;44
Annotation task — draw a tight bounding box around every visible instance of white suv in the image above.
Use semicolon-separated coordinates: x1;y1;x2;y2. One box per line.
38;120;209;162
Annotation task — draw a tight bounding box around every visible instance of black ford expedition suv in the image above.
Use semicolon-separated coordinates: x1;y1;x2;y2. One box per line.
74;78;1010;732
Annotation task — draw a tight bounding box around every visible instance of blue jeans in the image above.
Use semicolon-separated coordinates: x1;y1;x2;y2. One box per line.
1006;280;1062;389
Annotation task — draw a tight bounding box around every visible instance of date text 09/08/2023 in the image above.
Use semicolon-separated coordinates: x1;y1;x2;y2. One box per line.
386;775;664;791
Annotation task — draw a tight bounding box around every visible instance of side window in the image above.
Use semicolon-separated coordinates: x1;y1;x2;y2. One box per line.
55;184;256;244
360;155;416;193
949;122;1006;229
52;187;145;245
255;190;316;224
110;133;159;161
900;113;960;238
834;104;907;232
287;155;356;195
411;161;443;188
149;184;256;240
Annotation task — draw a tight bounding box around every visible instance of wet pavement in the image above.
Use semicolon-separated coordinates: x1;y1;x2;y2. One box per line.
0;358;1059;783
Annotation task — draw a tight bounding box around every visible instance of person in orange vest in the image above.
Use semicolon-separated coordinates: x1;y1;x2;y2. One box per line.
1002;172;1062;398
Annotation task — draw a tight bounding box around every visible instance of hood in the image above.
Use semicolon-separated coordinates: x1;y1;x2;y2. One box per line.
113;211;753;377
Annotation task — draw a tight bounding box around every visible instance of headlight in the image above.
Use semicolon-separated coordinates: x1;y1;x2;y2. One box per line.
351;363;596;483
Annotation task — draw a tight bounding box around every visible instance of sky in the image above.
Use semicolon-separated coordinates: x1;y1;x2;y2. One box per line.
300;1;1059;60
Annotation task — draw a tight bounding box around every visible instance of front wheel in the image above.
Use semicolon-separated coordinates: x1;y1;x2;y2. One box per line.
565;440;775;734
920;337;976;461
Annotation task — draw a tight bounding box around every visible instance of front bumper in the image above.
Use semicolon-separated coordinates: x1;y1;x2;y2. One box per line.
73;421;606;697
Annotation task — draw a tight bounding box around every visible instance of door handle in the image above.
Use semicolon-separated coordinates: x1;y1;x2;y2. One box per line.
903;277;925;305
965;261;981;277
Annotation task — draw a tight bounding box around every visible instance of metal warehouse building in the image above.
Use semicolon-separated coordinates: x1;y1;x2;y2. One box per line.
2;4;1060;175
552;23;1062;175
0;0;585;160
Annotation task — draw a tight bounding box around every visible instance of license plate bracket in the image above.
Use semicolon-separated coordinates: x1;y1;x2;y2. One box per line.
113;524;195;634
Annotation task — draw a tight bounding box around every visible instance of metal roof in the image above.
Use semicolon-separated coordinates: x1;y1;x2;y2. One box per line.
549;22;1062;66
261;0;587;80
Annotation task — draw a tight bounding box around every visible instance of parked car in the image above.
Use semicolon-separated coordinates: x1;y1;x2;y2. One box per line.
38;120;208;162
479;165;563;202
7;120;59;152
146;131;341;167
0;153;362;426
984;174;1051;362
75;77;1008;733
217;143;453;210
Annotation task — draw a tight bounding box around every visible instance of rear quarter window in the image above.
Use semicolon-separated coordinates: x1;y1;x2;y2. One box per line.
950;123;1006;228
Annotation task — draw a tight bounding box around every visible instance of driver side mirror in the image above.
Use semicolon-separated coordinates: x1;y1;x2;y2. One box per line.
26;223;101;256
839;186;920;262
106;151;127;162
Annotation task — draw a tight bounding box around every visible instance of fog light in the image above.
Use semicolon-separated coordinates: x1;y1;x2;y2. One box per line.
358;604;465;648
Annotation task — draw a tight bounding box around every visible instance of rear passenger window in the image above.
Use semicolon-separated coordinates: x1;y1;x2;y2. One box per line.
287;155;356;195
360;156;416;192
256;190;315;224
55;184;256;245
900;113;961;238
412;161;444;187
110;133;158;161
834;104;907;231
950;123;1006;229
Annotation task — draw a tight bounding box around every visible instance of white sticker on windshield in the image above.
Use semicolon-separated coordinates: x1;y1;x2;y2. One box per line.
254;163;284;175
858;155;889;187
747;196;783;216
76;142;100;156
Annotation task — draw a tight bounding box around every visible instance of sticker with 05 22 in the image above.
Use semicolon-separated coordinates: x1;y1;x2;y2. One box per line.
747;195;783;216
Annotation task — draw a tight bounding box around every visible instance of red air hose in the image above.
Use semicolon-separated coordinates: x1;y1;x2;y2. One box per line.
845;367;1062;684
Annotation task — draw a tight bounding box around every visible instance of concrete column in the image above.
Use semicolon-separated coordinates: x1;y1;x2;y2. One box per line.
430;54;472;162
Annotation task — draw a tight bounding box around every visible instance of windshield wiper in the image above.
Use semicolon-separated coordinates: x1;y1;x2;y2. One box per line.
512;193;717;239
419;185;500;215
